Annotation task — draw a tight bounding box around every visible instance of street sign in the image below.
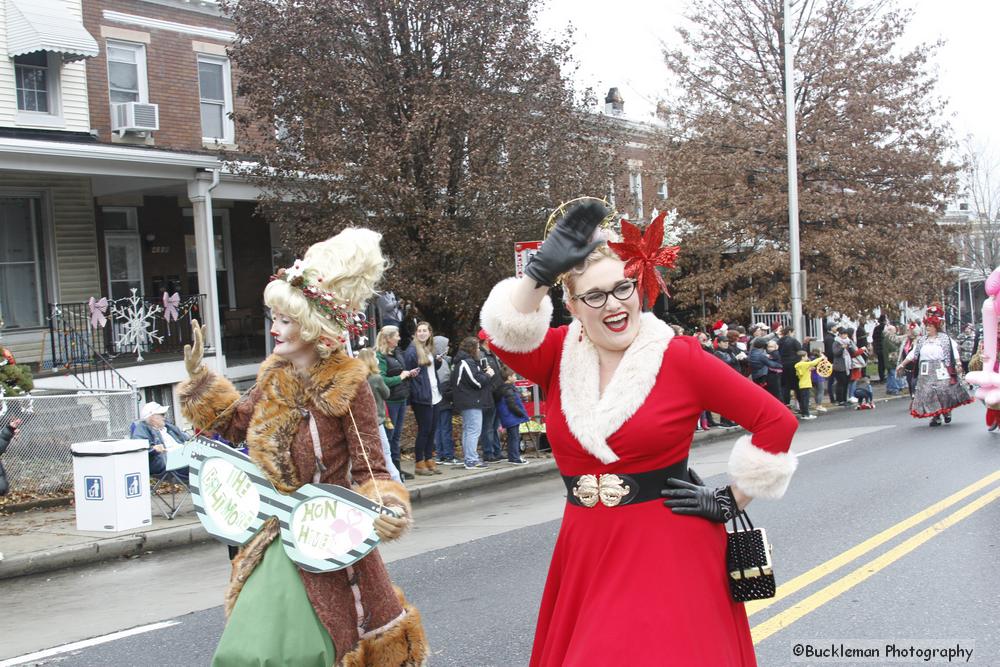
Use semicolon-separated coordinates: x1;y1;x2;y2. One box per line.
514;241;542;279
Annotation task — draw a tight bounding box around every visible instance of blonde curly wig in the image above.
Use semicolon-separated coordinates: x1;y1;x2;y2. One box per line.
264;228;385;357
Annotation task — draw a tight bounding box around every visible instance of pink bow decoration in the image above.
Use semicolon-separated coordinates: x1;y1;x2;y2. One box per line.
88;297;108;329
162;292;180;323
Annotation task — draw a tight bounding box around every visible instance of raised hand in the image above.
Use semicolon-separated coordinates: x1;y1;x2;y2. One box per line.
184;319;209;377
524;200;610;288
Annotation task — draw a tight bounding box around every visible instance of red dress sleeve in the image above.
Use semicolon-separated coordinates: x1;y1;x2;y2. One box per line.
682;337;799;498
491;326;568;392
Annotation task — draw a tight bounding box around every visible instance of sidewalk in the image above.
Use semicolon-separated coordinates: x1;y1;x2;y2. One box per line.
0;390;904;581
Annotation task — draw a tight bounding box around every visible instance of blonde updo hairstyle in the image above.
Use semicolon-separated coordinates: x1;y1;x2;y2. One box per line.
264;228;386;357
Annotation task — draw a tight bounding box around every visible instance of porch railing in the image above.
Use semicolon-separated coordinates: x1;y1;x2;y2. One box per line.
49;294;206;372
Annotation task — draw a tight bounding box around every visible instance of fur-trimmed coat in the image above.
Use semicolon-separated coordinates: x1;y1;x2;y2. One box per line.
179;351;427;666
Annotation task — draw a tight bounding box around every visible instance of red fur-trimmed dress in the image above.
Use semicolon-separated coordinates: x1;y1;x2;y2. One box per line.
481;279;799;667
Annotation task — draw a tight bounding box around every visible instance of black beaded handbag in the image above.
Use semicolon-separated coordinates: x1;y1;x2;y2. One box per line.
726;510;776;602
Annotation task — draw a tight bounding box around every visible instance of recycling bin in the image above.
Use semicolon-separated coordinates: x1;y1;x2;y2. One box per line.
71;439;152;532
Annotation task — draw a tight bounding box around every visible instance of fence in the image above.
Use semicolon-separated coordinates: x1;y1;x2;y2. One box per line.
750;310;824;340
0;390;139;496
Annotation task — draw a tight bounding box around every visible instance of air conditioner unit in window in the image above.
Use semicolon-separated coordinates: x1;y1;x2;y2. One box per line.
111;102;159;135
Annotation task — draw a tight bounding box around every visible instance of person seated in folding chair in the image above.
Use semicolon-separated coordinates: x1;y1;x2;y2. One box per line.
132;402;191;482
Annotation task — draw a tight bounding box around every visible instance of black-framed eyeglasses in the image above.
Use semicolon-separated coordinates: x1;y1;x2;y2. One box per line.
571;279;638;309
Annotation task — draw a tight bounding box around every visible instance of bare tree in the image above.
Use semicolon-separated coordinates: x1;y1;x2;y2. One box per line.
958;137;1000;279
653;0;959;321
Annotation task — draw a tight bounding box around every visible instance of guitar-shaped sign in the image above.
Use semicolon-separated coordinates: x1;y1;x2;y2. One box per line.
188;437;397;573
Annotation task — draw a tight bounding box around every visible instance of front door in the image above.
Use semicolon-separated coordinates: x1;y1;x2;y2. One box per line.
105;232;144;299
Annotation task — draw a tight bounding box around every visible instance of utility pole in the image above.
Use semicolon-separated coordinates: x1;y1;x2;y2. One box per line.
783;0;804;340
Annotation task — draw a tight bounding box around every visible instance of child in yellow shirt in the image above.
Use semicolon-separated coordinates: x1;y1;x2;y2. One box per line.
794;350;826;420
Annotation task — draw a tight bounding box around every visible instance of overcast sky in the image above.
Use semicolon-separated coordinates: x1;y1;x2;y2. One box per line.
537;0;998;148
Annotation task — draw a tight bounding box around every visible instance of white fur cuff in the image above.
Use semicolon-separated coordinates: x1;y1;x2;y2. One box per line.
480;277;553;353
727;435;798;500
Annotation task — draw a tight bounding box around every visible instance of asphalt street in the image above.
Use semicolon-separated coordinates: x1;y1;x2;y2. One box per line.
2;398;997;666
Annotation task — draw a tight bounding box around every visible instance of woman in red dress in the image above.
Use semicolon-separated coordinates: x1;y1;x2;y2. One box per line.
480;201;799;666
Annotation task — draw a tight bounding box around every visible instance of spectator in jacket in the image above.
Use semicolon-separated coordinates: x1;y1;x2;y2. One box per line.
404;322;444;476
882;324;905;395
132;402;190;479
794;350;825;420
778;327;803;405
452;337;492;469
957;323;975;373
824;325;839;404
712;338;740;427
358;348;401;482
0;417;21;496
376;325;418;480
433;335;459;465
497;367;530;464
831;328;858;405
872;315;887;382
749;337;782;398
765;340;783;400
478;331;505;462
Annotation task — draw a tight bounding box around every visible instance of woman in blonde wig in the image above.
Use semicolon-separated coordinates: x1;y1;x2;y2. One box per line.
179;228;428;666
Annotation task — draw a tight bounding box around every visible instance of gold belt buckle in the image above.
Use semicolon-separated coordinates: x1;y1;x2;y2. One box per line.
572;474;632;508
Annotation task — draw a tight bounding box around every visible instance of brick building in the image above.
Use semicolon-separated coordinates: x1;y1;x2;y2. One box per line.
0;0;274;414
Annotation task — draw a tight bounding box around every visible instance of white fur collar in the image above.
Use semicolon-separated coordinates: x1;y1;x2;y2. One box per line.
559;313;674;464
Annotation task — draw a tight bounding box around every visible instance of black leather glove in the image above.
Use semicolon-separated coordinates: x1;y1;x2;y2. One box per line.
661;468;736;523
524;201;609;288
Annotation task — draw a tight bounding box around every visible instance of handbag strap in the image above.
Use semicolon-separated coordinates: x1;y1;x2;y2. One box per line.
730;509;767;579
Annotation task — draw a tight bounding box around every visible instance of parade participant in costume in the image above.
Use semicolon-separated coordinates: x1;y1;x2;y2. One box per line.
965;267;1000;431
896;304;973;426
480;200;798;667
179;228;428;667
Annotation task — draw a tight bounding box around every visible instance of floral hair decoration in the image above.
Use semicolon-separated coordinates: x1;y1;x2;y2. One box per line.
270;259;366;343
923;303;945;330
607;210;680;310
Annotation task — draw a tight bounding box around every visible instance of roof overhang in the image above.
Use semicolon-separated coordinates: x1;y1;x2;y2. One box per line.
5;0;99;61
0;137;219;179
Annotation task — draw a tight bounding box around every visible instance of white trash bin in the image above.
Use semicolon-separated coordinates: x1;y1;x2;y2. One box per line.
71;439;152;532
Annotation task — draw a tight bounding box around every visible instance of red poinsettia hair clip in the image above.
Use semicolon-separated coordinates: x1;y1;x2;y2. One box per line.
607;210;680;310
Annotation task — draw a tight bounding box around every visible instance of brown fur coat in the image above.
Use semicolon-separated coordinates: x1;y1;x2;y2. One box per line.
179;351;427;666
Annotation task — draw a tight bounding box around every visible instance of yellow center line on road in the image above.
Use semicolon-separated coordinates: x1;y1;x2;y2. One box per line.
750;484;1000;645
745;468;1000;618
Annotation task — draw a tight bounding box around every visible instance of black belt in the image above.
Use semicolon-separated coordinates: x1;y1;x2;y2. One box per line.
562;458;690;508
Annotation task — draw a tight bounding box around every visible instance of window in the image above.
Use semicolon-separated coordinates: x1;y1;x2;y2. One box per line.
0;196;47;328
107;41;148;104
629;170;644;220
15;52;51;112
657;180;668;199
197;55;234;143
15;52;61;122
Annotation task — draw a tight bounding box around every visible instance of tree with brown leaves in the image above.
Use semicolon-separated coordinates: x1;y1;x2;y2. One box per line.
654;0;959;323
225;0;623;335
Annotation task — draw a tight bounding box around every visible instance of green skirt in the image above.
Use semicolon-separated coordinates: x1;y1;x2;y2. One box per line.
212;538;336;667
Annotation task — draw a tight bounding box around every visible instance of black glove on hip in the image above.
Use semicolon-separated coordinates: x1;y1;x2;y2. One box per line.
523;200;609;288
661;468;736;523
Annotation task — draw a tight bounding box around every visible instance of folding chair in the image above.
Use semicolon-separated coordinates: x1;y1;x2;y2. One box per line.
131;421;191;520
150;469;190;520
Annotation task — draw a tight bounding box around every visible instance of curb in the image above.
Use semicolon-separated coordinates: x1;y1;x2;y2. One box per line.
0;400;899;580
0;521;212;581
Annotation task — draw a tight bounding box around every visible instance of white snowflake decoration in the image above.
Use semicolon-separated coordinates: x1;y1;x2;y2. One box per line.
114;289;163;361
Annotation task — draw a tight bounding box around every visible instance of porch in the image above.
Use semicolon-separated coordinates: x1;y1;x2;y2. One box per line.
0;136;288;390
